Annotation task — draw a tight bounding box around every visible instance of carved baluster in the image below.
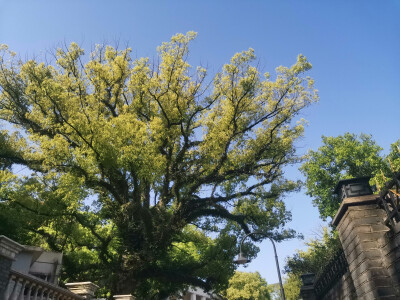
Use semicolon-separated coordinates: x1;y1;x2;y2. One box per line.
9;277;21;300
32;285;39;300
18;280;27;300
26;283;33;300
40;288;46;300
3;276;15;300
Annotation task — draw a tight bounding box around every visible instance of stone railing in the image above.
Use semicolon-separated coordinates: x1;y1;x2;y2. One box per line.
4;269;83;300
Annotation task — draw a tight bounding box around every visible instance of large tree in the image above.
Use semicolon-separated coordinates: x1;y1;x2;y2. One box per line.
0;33;317;298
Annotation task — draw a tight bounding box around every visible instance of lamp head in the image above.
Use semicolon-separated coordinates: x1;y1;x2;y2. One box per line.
234;252;250;264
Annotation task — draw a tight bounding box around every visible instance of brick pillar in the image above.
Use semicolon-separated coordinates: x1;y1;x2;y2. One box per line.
0;235;24;297
332;193;399;299
299;273;316;300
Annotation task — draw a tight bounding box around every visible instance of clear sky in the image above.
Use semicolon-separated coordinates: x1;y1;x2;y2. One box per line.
1;0;399;285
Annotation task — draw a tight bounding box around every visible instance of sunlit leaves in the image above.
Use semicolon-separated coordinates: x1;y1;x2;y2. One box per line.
224;271;271;300
0;32;317;297
300;133;385;219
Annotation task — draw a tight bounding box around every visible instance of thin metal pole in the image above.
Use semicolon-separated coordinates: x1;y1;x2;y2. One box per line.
237;232;286;300
268;238;286;300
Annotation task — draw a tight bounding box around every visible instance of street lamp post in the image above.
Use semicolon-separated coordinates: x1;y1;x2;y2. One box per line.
234;232;286;300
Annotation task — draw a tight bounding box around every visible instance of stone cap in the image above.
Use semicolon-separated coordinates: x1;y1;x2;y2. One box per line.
0;235;24;260
300;273;315;286
65;282;100;298
334;176;373;202
113;295;136;300
332;194;379;226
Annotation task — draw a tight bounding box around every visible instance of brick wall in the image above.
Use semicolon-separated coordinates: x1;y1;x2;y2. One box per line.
321;269;357;300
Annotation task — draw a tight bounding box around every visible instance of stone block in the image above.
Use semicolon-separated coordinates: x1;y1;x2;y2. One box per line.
354;225;373;233
347;251;365;272
375;286;397;297
65;282;99;299
114;295;136;300
363;248;383;260
371;224;390;232
341;229;360;252
351;216;386;227
357;232;386;243
0;235;24;260
347;209;367;220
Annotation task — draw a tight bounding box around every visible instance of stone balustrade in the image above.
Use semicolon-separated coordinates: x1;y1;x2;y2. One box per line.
4;269;83;300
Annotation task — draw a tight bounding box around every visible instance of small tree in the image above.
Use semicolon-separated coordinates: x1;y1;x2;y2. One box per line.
224;271;271;300
0;32;317;297
283;228;341;300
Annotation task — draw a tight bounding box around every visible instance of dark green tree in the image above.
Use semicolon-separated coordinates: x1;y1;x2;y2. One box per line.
300;133;385;220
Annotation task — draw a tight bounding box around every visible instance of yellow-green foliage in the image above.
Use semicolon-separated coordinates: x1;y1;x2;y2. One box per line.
0;33;317;192
224;271;271;300
0;32;317;298
372;140;400;189
283;273;302;300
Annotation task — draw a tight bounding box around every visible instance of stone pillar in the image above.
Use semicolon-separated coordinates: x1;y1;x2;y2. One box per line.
332;178;399;299
299;273;316;300
0;235;24;298
65;282;99;299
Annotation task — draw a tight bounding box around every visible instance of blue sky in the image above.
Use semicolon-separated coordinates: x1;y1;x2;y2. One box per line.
1;0;399;285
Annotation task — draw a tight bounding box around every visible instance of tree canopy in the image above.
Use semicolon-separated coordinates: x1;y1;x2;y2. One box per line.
0;32;317;298
223;271;271;300
301;133;400;220
300;133;386;219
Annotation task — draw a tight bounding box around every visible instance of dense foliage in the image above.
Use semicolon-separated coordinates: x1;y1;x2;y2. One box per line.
282;274;301;300
283;228;341;299
300;133;386;219
223;271;271;300
0;32;317;298
284;228;341;276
